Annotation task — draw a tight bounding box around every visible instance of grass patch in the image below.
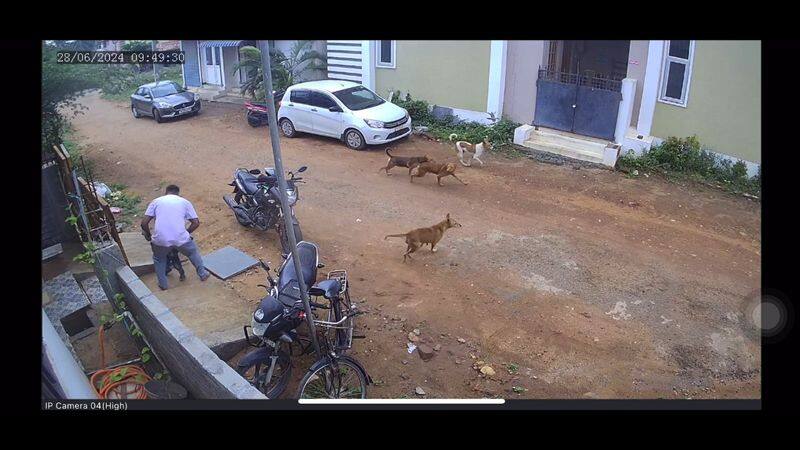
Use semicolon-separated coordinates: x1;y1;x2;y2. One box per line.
390;92;520;153
618;136;760;197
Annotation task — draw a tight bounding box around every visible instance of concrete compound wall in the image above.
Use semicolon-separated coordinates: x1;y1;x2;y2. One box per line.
93;243;265;399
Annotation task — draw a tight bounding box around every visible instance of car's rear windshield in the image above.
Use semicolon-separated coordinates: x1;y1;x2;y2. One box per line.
332;86;384;111
151;82;184;98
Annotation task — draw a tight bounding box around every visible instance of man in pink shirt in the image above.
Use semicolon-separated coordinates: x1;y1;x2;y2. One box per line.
140;184;210;290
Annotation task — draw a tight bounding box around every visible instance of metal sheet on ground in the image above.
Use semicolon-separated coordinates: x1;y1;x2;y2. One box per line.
202;246;258;280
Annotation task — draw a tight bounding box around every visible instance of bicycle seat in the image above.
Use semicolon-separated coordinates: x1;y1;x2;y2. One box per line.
310;279;341;300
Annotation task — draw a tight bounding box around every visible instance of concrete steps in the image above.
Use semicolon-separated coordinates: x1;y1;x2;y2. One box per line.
522;128;609;165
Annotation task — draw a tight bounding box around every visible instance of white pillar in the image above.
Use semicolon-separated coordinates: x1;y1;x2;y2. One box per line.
636;40;664;137
615;78;637;144
487;40;507;120
361;40;375;91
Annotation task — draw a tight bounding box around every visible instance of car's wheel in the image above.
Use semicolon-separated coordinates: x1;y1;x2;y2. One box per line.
344;129;366;150
153;109;163;123
279;118;296;137
131;105;140;118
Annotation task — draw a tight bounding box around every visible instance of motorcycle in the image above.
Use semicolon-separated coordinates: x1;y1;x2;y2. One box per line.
237;241;369;399
223;165;306;254
245;90;284;127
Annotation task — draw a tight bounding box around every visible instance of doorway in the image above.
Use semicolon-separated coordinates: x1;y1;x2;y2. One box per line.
533;40;630;140
202;46;222;86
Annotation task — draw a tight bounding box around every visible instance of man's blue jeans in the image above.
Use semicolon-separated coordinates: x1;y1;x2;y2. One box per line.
151;239;209;289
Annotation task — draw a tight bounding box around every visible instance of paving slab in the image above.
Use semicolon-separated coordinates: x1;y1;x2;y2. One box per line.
119;232;154;275
80;275;109;305
139;271;253;349
202;246;259;280
43;272;91;322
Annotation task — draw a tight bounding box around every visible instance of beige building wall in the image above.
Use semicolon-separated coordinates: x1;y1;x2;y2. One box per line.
626;40;649;126
651;40;761;163
502;40;545;124
374;40;490;112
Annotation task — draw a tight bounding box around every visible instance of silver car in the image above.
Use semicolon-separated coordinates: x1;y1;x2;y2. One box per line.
131;81;201;123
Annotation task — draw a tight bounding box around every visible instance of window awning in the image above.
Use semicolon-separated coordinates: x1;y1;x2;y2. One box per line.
198;40;243;49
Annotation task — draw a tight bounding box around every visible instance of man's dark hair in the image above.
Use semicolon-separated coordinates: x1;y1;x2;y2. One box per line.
165;185;180;195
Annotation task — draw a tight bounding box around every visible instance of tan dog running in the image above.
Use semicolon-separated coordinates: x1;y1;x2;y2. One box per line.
409;161;468;186
449;133;492;167
385;214;462;262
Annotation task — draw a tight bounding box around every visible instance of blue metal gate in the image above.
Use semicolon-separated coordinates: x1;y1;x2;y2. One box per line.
533;66;622;141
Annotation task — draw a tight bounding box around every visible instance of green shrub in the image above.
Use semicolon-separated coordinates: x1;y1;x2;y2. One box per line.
618;136;760;197
390;92;520;152
95;65;155;101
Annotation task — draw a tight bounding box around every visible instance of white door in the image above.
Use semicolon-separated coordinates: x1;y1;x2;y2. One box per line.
202;46;222;85
286;89;315;132
310;91;343;137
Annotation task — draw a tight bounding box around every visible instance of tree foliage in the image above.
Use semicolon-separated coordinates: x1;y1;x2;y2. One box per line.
233;41;326;100
41;42;99;157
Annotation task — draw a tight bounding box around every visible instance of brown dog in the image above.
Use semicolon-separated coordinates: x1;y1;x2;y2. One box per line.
409;161;468;186
385;214;462;262
379;148;432;175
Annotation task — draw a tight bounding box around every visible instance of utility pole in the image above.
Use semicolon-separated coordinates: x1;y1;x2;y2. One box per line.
257;40;322;358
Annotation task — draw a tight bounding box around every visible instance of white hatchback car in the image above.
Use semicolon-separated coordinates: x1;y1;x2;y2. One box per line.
277;80;411;150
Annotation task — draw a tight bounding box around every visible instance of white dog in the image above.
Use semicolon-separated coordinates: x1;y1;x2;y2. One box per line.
449;134;492;167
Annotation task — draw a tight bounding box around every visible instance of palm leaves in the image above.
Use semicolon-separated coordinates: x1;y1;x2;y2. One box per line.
233;41;327;100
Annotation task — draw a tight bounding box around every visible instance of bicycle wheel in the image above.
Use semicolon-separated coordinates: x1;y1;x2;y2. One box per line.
296;356;368;399
236;349;291;399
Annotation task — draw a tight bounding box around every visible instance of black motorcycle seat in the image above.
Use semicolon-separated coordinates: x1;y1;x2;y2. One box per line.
276;242;319;306
310;279;341;300
236;170;276;194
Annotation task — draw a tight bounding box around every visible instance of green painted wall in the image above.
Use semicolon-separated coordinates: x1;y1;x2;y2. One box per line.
374;41;490;112
651;40;761;163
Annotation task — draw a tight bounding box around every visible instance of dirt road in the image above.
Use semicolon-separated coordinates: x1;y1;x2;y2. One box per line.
71;92;761;399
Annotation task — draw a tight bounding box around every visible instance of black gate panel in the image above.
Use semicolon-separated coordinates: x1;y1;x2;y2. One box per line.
41;163;71;249
533;76;577;133
532;66;622;141
573;85;621;141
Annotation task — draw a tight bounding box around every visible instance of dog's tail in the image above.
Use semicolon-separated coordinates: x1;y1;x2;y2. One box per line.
449;133;458;142
385;147;394;157
384;233;407;240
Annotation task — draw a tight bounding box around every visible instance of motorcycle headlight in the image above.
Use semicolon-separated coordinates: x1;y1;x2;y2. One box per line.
254;308;265;321
364;119;384;128
251;316;268;336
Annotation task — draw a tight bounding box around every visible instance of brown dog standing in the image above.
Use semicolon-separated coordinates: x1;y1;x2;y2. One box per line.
409;161;468;186
379;148;432;175
385;213;462;262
